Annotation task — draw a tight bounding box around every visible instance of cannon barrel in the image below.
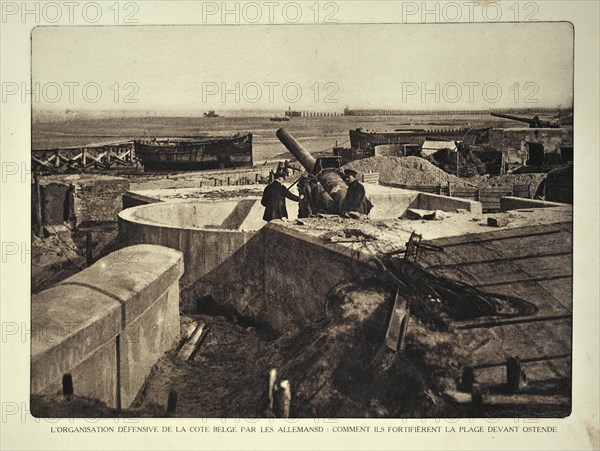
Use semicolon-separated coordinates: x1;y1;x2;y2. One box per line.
490;112;560;128
491;112;535;124
276;128;347;214
276;128;316;173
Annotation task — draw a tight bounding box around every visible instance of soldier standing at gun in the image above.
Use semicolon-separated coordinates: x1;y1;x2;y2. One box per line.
261;171;300;221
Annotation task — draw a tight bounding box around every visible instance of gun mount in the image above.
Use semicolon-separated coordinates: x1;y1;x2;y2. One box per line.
491;112;561;128
276;128;347;215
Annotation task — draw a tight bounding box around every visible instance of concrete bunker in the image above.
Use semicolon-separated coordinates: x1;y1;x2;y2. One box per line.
112;179;572;415
118;186;483;313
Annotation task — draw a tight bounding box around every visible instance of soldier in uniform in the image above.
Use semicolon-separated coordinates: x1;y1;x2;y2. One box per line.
341;169;372;215
261;171;300;221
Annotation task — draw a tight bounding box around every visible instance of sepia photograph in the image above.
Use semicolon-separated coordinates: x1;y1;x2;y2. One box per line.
1;1;598;449
26;22;577;420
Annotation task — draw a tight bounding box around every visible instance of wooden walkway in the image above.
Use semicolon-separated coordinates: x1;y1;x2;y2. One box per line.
418;222;572;389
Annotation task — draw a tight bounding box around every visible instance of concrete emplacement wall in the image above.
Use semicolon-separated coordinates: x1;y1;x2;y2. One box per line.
118;200;266;310
118;189;481;313
31;244;184;410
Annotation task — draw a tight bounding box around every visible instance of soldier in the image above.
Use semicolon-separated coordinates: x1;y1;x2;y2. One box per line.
261;171;300;221
341;169;372;215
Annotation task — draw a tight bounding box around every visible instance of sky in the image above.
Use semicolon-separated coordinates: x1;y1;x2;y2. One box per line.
32;23;574;114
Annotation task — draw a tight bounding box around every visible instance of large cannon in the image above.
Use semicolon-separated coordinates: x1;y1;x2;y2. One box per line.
490;112;560;128
276;128;348;215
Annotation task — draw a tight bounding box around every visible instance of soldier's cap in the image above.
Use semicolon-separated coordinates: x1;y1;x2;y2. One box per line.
273;171;286;179
343;169;358;177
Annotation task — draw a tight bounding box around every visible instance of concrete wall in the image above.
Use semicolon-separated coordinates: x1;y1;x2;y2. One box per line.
489;127;573;166
500;196;570;211
31;244;183;411
118;201;260;311
180;223;374;334
261;225;374;332
118;208;376;335
36;174;130;230
70;176;130;227
413;192;483;215
117;191;481;316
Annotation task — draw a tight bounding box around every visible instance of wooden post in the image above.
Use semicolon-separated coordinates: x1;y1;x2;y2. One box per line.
34;175;44;237
456;148;459;178
227;177;230;186
167;389;177;415
85;232;93;267
62;373;73;400
273;380;291;418
506;357;521;393
461;366;475;392
267;369;277;415
476;189;481;202
447;181;452;197
471;383;483;417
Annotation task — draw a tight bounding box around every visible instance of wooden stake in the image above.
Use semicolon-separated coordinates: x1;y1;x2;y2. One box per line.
86;232;93;267
167;389;177;415
274;380;291;418
506;357;522;393
461;366;475;393
267;369;277;414
62;373;73;400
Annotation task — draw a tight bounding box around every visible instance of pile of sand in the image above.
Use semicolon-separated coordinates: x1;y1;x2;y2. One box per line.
344;156;471;187
345;155;546;193
468;173;546;192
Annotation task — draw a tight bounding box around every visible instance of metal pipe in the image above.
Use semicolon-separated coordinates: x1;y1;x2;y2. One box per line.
276;128;316;173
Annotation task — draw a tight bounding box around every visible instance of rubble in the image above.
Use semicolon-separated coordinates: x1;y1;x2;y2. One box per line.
487;217;511;227
406;209;450;221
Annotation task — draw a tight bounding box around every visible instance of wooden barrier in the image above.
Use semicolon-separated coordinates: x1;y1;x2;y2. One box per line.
32;143;136;173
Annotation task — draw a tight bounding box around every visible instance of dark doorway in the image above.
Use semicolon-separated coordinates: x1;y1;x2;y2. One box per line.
560;147;573;164
527;143;545;166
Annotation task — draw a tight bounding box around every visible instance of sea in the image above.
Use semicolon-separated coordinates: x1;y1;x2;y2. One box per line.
31;113;533;163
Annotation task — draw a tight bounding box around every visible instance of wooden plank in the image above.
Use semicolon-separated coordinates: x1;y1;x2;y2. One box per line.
384;290;410;352
514;254;573;278
476;279;571;315
424;250;572;272
537;278;573;312
444;390;570;407
422;223;569;248
456;318;571;364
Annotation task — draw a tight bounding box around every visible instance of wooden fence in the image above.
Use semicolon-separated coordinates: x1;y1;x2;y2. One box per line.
32;143;137;173
382;182;531;212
